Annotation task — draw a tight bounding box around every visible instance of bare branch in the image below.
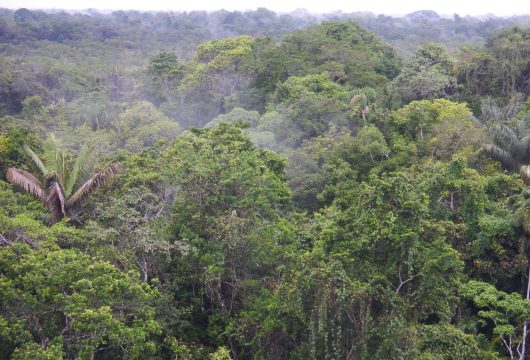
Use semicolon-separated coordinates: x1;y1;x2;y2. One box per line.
395;270;423;294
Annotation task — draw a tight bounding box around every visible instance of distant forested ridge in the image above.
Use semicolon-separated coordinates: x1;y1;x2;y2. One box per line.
3;6;530;360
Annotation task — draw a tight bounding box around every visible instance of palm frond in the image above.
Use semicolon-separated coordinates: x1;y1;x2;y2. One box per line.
504;95;524;119
42;136;67;187
491;125;525;160
24;145;48;177
359;86;377;100
47;181;66;220
519;134;530;163
350;94;366;108
65;142;98;197
56;149;67;188
42;135;59;168
499;125;520;147
520;165;530;180
485;144;519;171
480;97;500;123
5;167;46;201
66;163;121;208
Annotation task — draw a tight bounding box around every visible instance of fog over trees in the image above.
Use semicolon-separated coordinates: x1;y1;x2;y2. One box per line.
2;6;530;359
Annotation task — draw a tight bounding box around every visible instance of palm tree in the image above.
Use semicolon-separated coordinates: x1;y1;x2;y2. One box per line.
485;125;530;179
5;137;121;223
350;87;377;124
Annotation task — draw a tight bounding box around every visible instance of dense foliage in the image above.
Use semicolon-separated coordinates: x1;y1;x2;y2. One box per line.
3;6;530;360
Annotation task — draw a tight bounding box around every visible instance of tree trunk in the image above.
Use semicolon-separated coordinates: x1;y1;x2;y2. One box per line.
520;264;530;360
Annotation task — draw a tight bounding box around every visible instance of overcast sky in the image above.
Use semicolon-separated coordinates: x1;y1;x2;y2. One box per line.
2;0;530;17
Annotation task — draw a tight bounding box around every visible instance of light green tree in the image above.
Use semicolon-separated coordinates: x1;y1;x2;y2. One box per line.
462;281;530;360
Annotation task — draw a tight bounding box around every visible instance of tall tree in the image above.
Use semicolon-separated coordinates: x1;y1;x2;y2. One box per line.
486;125;530;179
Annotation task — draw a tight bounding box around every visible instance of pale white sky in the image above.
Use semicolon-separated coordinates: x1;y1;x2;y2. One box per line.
1;0;530;17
